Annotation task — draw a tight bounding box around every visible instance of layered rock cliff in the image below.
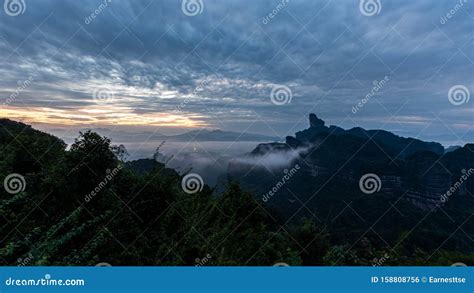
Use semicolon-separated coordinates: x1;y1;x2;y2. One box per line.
228;114;473;212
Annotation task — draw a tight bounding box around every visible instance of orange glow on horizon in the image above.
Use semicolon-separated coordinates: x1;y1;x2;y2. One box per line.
0;105;207;128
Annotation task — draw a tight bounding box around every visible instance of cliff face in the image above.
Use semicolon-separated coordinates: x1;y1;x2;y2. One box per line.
227;114;474;250
228;114;473;213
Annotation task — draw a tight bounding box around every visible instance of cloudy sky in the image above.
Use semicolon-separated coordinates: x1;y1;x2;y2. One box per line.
0;0;473;146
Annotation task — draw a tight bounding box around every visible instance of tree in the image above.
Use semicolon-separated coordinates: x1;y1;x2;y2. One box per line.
66;131;118;194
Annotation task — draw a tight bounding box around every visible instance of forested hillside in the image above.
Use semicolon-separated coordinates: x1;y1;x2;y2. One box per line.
1;119;473;266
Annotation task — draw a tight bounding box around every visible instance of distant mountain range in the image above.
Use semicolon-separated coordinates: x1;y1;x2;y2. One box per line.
165;129;280;142
52;128;280;143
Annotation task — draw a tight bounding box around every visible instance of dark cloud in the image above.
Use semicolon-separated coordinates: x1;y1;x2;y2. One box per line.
0;0;472;145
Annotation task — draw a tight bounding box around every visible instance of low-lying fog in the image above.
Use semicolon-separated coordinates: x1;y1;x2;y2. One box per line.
56;130;299;186
120;141;264;185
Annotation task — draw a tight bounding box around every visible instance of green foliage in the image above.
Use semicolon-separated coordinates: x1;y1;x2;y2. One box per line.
1;119;473;266
0;120;304;265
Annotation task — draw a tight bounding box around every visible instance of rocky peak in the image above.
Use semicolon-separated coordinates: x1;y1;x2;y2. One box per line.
309;113;325;128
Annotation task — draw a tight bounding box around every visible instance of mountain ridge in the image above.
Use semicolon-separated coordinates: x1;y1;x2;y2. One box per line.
227;114;474;251
51;127;280;143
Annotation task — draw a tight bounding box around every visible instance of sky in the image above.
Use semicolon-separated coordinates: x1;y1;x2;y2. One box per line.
0;0;473;146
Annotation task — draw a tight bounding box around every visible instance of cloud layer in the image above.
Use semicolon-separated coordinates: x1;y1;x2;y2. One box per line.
0;0;473;145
